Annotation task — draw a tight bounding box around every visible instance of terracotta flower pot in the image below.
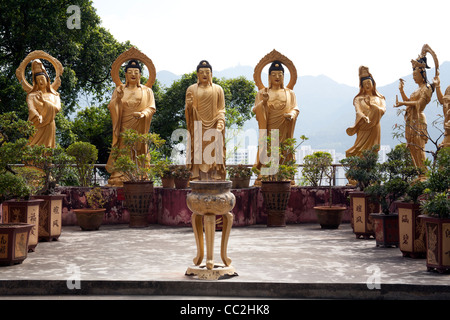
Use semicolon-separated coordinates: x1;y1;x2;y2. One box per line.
73;208;105;231
230;178;250;189
174;178;189;189
161;177;175;188
314;206;346;229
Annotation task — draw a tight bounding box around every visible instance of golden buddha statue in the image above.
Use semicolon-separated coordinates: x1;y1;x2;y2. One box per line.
252;51;299;185
185;60;226;181
106;58;156;186
346;66;386;157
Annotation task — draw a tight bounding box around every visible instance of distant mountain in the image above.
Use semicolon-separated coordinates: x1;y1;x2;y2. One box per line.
156;62;450;154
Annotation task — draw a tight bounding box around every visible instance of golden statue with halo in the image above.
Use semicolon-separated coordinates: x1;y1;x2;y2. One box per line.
394;44;438;178
252;50;299;185
16;50;64;148
106;47;157;186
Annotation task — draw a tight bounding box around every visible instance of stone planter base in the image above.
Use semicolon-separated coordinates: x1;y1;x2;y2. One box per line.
32;195;64;242
420;215;450;273
0;223;34;266
397;202;426;258
371;213;399;248
123;181;154;228
350;192;378;239
261;181;291;227
2;199;44;252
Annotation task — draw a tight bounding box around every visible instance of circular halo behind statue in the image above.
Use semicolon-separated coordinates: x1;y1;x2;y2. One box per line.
110;47;156;88
419;44;439;78
15;50;64;93
253;49;298;90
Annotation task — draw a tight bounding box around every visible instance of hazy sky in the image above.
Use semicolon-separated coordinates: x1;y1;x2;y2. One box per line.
92;0;450;87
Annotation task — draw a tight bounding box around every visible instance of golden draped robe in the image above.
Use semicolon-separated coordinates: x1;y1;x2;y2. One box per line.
106;84;156;184
26;91;61;148
185;83;226;180
252;88;299;171
346;95;386;157
404;85;432;170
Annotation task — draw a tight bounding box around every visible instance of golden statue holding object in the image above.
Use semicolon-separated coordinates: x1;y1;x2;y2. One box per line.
252;50;299;185
346;66;386;157
106;47;157;186
394;44;437;176
16;50;63;148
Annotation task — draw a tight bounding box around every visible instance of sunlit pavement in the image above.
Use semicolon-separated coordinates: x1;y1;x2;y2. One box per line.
1;223;449;300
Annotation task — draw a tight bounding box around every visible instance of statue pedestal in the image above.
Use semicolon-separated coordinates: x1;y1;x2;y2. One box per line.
185;264;237;280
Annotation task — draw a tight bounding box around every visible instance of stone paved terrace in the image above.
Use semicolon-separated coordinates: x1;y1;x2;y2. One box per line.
0;223;449;301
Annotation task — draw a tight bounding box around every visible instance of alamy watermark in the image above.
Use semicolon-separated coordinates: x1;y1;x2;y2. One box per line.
66;264;81;290
67;5;81;29
171;123;282;174
366;265;381;290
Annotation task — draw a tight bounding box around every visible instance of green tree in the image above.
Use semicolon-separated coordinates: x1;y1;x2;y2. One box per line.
0;0;132;116
216;76;256;128
70;103;112;164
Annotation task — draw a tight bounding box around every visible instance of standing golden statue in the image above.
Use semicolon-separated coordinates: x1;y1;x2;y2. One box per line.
16;51;64;148
252;50;299;185
346;66;386;157
433;73;450;148
185;60;226;181
394;44;437;176
106;47;157;186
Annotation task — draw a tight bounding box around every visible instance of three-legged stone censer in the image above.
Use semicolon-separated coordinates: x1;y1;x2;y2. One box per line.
185;181;237;280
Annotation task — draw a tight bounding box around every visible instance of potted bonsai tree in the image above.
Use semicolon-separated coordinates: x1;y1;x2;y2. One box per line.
254;135;307;227
23;144;73;242
0;112;44;252
340;145;381;239
366;144;423;248
304;151;347;229
110;129;165;227
66;141;99;187
227;164;252;189
152;158;175;188
0;172;37;259
419;146;450;273
173;165;192;189
73;187;107;231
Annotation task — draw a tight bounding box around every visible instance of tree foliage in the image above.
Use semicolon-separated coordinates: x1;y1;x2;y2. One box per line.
0;0;132;116
1;1;257;166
